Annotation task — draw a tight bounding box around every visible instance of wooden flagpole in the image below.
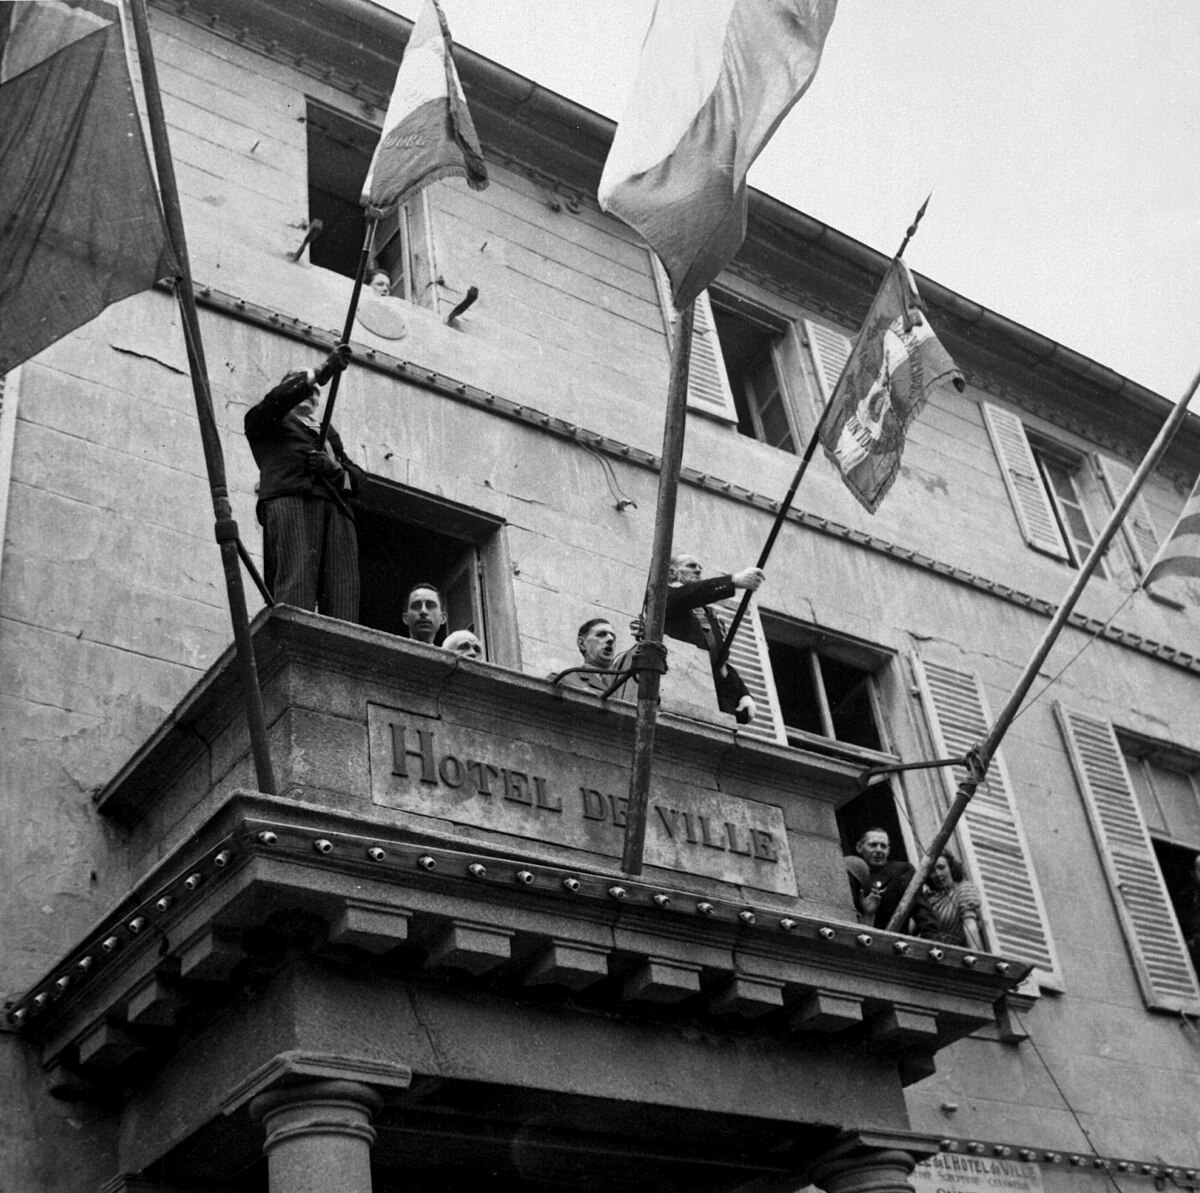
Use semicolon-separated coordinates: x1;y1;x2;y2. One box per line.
127;0;276;795
715;195;933;671
886;363;1200;934
316;217;378;451
620;301;696;875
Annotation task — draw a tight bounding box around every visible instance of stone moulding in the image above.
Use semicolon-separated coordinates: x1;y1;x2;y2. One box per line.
11;797;1031;1099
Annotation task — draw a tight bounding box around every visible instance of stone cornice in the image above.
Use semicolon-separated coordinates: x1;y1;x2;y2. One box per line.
9;795;1029;1100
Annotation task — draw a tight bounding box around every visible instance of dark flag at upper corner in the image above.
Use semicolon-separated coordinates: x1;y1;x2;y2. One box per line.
0;2;179;376
360;0;488;216
819;259;963;513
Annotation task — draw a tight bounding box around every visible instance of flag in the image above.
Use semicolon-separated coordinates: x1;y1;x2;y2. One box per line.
1144;475;1200;589
361;0;487;214
819;259;963;513
0;4;178;376
598;0;837;311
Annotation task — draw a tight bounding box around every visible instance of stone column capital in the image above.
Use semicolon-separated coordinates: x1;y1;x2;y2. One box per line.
249;1079;384;1193
809;1132;920;1193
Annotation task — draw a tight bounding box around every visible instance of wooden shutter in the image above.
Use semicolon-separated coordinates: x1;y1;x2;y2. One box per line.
803;318;853;407
649;253;738;423
1094;456;1160;574
714;599;786;744
914;657;1063;986
981;402;1070;560
1055;706;1200;1013
443;548;486;654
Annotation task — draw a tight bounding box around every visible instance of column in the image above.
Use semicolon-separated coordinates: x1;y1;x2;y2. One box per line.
810;1134;919;1193
249;1079;383;1193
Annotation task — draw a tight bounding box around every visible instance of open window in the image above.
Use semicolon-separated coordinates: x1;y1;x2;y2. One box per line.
710;304;797;452
304;99;436;307
354;479;517;665
1057;709;1200;1011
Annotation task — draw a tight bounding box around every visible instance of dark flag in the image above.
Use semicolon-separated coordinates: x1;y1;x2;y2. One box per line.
0;5;178;375
360;0;487;214
819;258;963;512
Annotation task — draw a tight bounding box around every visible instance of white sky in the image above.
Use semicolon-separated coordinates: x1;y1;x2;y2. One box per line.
381;1;1200;408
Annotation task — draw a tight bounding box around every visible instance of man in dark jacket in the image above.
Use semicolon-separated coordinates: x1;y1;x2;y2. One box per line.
244;344;363;620
663;553;764;723
847;827;937;938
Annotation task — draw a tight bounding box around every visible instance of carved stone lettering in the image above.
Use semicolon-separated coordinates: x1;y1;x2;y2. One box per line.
368;704;798;895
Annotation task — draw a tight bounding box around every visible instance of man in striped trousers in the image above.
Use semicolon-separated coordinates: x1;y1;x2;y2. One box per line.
245;345;364;621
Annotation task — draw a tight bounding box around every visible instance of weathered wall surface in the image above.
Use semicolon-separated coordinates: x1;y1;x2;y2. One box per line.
3;4;1200;1189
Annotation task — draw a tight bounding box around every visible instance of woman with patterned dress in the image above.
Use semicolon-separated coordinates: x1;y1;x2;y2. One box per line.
925;851;984;950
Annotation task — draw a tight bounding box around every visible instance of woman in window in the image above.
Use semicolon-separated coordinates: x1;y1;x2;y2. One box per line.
925;850;984;951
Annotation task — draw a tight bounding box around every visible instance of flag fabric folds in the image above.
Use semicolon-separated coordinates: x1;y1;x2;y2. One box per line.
361;0;488;214
819;259;963;513
598;0;837;311
0;12;178;376
1144;476;1200;589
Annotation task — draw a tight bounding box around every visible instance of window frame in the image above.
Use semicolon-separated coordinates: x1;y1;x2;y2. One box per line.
1057;706;1200;1013
353;477;519;667
304;98;438;310
1027;435;1109;577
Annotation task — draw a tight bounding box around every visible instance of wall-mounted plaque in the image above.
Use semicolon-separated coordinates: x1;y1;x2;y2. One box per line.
367;703;798;895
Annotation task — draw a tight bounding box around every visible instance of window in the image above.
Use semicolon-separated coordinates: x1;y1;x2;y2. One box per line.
647;255;845;443
711;305;796;451
354;478;518;665
721;607;906;854
1123;738;1200;981
1057;707;1200;1011
304;100;435;306
1030;439;1108;577
982;401;1117;575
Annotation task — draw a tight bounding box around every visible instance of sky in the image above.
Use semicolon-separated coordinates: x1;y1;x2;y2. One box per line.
379;1;1200;408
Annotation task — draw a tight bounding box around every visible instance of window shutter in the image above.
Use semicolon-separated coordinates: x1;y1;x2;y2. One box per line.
803;318;853;406
649;253;737;423
1055;705;1200;1013
981;402;1070;560
913;657;1063;986
714;598;786;744
1094;456;1160;574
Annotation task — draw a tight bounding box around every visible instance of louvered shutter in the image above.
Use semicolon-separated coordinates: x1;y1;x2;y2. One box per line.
714;598;786;744
803;319;853;407
1094;456;1160;574
981;402;1070;560
649;253;738;423
1055;706;1200;1013
914;657;1063;986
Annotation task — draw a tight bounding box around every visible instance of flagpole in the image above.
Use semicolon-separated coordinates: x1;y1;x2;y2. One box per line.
620;301;696;875
127;0;276;796
714;196;934;671
886;363;1200;935
316;217;377;451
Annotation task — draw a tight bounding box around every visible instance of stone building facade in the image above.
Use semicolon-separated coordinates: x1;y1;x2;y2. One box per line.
2;1;1199;1190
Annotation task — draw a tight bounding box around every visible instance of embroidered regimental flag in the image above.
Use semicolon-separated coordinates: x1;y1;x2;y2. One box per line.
361;0;487;214
1144;474;1200;591
0;0;179;375
819;259;963;513
598;0;837;311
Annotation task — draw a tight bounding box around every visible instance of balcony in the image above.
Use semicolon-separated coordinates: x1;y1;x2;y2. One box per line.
9;609;1029;1189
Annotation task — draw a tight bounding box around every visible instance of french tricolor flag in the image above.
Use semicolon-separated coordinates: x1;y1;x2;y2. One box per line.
361;0;488;215
599;0;836;310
